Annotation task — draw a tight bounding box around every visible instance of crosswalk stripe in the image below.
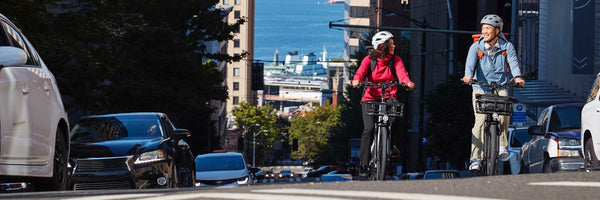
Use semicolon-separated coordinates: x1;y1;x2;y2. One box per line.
62;193;160;200
528;181;600;187
135;193;347;200
252;188;506;200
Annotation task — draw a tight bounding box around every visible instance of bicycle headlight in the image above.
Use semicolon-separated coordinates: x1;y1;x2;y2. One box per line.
134;149;166;164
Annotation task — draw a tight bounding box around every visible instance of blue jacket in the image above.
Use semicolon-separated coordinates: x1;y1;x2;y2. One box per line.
465;34;522;92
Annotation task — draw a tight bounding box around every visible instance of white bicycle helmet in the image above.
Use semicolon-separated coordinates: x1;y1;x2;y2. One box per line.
371;31;394;49
480;14;503;31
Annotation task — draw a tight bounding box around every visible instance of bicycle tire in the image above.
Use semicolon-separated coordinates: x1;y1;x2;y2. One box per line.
486;124;499;176
375;126;388;180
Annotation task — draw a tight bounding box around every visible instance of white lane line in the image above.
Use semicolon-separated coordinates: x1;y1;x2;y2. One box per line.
252;188;506;200
62;193;160;200
529;181;600;187
136;193;347;200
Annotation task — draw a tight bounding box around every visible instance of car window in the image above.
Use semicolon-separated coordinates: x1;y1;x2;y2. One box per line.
587;76;600;103
538;108;549;127
0;21;37;66
548;107;582;132
510;129;532;147
70;116;164;143
196;155;245;172
0;21;10;46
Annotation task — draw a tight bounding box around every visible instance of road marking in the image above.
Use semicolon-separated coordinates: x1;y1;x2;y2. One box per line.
136;193;347;200
63;193;160;200
529;181;600;187
252;188;506;200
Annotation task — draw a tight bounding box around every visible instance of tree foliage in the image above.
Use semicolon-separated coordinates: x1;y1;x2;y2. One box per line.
424;73;474;168
289;103;341;162
1;0;246;155
231;102;278;164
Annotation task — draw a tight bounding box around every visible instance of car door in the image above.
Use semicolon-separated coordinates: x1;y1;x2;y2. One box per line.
0;20;53;163
583;75;600;159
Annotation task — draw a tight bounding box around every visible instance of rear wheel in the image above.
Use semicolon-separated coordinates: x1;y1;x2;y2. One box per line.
37;127;68;191
485;124;498;176
584;138;598;172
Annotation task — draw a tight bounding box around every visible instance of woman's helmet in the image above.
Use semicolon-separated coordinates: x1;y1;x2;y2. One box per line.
480;14;503;31
371;31;394;49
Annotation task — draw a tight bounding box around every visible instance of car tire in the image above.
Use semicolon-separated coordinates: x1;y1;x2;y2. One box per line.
542;157;554;173
584;138;599;172
519;161;528;174
36;127;68;191
170;164;179;188
178;166;194;187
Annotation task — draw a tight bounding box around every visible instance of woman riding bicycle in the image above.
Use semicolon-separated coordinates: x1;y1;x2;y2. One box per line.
351;31;415;177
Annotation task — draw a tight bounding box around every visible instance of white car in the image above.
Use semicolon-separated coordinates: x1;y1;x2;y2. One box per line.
505;127;531;174
0;13;70;190
194;152;253;186
582;73;600;171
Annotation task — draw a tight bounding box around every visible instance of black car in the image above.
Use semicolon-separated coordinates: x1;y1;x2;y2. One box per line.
306;165;338;177
69;113;195;190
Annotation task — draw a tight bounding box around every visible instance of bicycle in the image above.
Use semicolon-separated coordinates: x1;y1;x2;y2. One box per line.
468;78;519;176
359;81;406;180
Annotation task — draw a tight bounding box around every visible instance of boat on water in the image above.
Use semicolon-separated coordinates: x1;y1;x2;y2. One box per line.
326;0;344;4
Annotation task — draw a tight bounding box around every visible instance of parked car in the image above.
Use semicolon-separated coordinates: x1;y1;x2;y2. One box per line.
69;113;196;190
505;127;532;174
264;170;276;179
321;170;353;181
195;152;254;186
0;13;70;191
582;73;600;171
277;169;294;178
306;165;337;177
423;170;461;179
521;103;585;173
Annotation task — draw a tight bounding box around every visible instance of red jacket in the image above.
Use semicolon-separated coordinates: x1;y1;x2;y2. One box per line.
353;55;412;102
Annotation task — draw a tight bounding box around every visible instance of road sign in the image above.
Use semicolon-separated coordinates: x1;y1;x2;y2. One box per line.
513;103;527;123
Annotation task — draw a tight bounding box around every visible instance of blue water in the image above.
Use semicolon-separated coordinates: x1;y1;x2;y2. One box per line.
254;0;345;62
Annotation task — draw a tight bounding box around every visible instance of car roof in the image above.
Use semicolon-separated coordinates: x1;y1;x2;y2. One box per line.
195;152;243;159
86;112;164;118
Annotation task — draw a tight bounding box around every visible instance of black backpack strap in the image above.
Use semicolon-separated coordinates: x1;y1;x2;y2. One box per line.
389;56;398;81
366;57;377;81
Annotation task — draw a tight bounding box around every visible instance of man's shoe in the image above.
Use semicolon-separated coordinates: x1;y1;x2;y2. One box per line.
499;146;509;161
359;165;369;178
469;160;481;172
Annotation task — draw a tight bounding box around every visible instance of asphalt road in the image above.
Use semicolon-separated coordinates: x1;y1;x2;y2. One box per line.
1;171;598;200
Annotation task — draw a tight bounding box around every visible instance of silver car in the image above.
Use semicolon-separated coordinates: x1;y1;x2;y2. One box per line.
505;127;531;174
0;13;70;191
195;152;253;186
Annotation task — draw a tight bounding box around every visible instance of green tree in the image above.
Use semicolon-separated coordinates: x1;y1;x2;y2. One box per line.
424;73;474;169
231;102;278;165
289;103;341;163
1;0;247;155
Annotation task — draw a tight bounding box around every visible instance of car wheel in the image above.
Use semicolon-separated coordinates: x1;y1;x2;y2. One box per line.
170;164;179;188
177;166;193;187
519;161;529;174
542;157;554;173
36;127;68;191
584;138;599;172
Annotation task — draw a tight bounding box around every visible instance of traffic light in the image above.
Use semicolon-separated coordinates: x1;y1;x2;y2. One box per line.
251;62;264;90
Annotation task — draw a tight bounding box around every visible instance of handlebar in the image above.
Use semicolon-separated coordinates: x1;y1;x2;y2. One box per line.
465;77;522;90
358;81;407;90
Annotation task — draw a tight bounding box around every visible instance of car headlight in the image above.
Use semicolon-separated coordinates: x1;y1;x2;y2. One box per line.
134;149;166;164
237;176;249;184
558;139;581;147
558;149;580;157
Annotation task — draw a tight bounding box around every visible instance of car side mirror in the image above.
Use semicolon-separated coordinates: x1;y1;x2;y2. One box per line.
528;125;544;136
174;129;191;139
0;46;27;68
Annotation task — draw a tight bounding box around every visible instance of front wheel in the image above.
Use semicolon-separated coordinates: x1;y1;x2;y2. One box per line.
36;127;68;191
374;126;388;180
485;124;498;176
584;138;599;172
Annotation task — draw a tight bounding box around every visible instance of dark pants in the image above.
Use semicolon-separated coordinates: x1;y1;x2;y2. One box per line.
359;99;398;166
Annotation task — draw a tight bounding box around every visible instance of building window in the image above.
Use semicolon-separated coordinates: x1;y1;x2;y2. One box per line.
234;26;240;33
233;96;239;105
233;68;240;77
235;0;241;5
234;10;240;19
233;82;239;91
350;6;369;18
223;0;229;4
234;39;240;48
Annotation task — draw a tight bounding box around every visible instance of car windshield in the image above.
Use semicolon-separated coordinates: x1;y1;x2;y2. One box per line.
196;155;245;172
70;116;164;143
510;129;532;147
548;107;582;132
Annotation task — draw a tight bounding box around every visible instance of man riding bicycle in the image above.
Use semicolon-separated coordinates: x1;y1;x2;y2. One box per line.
351;31;415;177
462;14;525;172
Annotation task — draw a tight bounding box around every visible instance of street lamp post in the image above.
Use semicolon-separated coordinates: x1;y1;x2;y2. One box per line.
243;124;260;158
253;130;268;167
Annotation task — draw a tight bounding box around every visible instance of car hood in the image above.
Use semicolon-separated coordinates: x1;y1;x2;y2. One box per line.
548;129;581;140
70;138;162;158
196;169;248;181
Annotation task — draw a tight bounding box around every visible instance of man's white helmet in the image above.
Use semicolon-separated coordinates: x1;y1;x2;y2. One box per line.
371;31;394;49
480;14;503;32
